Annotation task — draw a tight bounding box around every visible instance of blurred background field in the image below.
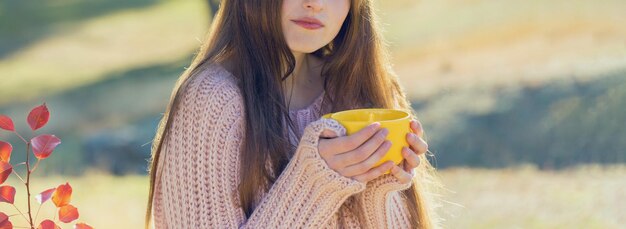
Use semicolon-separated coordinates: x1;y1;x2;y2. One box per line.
4;164;624;228
1;0;624;228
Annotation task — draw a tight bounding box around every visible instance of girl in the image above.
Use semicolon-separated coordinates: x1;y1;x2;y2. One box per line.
146;0;439;228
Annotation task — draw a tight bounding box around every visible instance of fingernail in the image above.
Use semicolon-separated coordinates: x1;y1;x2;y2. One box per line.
370;122;381;129
382;128;389;136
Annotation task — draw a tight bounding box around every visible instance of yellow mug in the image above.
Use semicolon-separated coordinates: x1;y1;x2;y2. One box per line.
322;108;411;174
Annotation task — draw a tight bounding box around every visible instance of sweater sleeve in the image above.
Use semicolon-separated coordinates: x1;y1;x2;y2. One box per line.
355;95;417;228
357;173;414;228
151;70;366;229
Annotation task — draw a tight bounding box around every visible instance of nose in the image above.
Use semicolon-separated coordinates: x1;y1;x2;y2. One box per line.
303;0;323;12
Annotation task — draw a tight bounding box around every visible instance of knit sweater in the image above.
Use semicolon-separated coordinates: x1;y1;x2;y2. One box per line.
151;63;415;228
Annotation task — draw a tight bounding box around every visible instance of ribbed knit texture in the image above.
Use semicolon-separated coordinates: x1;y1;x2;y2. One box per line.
151;63;415;228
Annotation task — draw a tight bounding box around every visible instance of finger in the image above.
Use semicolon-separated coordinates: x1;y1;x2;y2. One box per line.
406;132;428;156
400;160;413;174
391;164;413;184
340;140;392;177
401;160;416;175
410;119;424;139
402;146;421;169
327;122;382;153
351;160;394;183
335;128;389;167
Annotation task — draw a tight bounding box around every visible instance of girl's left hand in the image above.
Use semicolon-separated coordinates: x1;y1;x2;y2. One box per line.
390;119;428;184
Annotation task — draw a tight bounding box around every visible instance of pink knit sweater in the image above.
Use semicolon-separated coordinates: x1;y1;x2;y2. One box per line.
151;63;416;228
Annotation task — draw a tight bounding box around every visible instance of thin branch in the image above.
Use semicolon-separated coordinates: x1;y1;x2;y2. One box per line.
11;169;26;184
12;131;28;144
11;203;30;223
34;203;43;225
25;142;35;227
30;159;41;173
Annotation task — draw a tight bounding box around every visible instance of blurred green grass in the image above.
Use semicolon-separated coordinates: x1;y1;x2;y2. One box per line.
1;165;624;228
0;0;209;106
3;0;626;106
0;0;624;171
1;0;625;227
437;164;626;228
0;170;147;228
0;0;162;58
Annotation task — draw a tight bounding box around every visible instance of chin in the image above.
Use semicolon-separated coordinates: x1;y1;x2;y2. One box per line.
289;43;326;54
292;48;321;54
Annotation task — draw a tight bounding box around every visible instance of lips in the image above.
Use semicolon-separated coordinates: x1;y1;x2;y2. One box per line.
291;17;324;30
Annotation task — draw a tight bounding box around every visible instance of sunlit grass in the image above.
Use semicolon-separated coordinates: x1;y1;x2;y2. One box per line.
0;169;148;228
437;164;626;228
377;0;626;99
1;165;623;228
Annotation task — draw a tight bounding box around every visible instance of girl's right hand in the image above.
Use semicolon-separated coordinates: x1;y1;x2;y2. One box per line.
317;122;395;183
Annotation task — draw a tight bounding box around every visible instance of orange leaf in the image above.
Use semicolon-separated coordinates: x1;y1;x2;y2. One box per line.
0;186;15;204
36;188;56;204
27;103;50;131
74;222;93;229
0;115;14;132
58;204;79;223
0;212;12;229
0;162;11;185
38;219;60;229
52;182;72;207
0;141;11;162
30;134;61;160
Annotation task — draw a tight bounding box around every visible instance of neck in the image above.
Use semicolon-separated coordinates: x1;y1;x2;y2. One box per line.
285;51;310;88
281;51;324;110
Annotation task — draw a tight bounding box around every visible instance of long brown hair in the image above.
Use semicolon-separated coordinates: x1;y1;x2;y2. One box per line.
145;0;440;228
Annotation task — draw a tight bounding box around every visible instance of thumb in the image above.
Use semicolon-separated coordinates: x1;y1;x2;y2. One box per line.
320;129;339;139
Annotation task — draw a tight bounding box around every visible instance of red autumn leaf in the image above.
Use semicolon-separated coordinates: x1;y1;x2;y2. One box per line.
74;223;93;229
58;204;79;223
27;103;50;131
52;182;72;207
30;134;61;160
0;212;12;229
35;188;56;204
0;221;11;229
0;162;11;185
0;115;14;132
0;186;15;204
37;219;60;229
0;141;12;162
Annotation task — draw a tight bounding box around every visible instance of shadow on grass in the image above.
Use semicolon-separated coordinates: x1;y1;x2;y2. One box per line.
429;69;626;169
0;54;192;175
